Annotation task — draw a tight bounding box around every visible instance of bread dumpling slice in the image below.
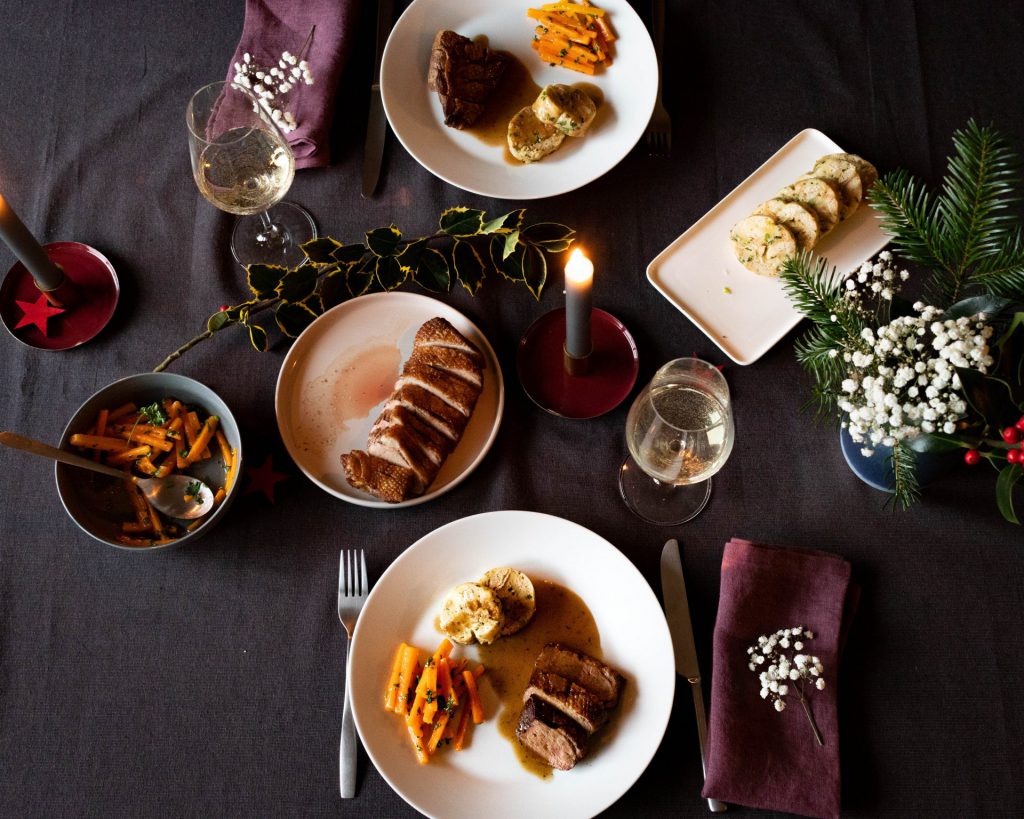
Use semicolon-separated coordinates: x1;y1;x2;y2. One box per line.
777;177;843;233
532;84;597;137
820;152;878;191
752;198;821;250
479;567;536;636
804;156;863;219
729;214;798;277
440;582;505;645
508;106;566;163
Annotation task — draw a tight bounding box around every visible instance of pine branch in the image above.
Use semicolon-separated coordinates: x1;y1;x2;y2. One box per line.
779;251;864;342
887;441;922;511
868;169;955;284
973;225;1024;300
936;120;1022;302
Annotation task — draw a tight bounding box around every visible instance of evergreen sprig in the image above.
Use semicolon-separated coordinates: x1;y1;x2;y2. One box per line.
868;119;1024;305
154;207;574;372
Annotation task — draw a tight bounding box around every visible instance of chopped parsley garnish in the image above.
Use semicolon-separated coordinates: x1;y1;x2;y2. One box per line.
139;402;168;426
185;480;204;503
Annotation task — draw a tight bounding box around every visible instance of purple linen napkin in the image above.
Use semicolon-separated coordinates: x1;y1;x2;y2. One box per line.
225;0;360;169
702;538;857;819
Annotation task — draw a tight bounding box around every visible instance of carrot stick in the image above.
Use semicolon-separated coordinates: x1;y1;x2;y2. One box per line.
224;447;239;494
116;535;153;548
408;724;430;765
453;704;471;751
69;433;130;452
463;669;484;724
427;712;450;754
135;456;159;476
186;416;219;464
107;444;152;465
396;646;419;715
107;402;137;422
93;409;109;461
215;429;233;465
115;430;174;452
121;521;152;533
385;643;407;711
406;691;426;733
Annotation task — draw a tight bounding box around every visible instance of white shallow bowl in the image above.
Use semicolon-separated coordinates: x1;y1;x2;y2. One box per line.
350;511;676;819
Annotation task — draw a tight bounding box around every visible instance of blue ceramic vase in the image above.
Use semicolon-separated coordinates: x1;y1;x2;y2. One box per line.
840;426;956;492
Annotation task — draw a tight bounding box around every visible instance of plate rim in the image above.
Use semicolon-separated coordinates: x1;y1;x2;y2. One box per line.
646;127;890;365
349;509;676;819
380;0;658;200
273;291;505;508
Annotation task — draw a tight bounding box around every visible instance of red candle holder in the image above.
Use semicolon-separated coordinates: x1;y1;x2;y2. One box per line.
517;307;639;420
0;242;119;350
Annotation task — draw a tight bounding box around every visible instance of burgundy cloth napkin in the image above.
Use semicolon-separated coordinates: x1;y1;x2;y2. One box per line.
702;538;857;819
225;0;360;169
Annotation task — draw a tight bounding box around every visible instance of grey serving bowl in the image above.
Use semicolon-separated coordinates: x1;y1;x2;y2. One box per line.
56;372;243;552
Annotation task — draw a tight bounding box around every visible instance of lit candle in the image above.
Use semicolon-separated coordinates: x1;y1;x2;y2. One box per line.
564;248;593;362
0;191;65;292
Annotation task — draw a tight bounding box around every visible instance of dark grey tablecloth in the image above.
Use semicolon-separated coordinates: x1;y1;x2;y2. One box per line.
1;2;1022;817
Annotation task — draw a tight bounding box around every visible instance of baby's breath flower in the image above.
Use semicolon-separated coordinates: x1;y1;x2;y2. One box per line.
747;628;826;745
233;45;316;133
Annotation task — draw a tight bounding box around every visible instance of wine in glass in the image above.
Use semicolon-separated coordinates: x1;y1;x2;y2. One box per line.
186;81;316;267
618;358;735;525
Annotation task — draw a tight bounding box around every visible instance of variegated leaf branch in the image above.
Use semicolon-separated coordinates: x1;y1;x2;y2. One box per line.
153;207;575;372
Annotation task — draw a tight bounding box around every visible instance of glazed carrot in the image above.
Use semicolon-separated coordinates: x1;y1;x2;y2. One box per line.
408;724;430;765
107;444;152;465
385;643;407;711
215;429;233;465
115;429;173;452
69;433;130;452
406;691;426;733
453;703;471;751
396;645;419;715
463;669;484;724
93;409;109;461
135;456;159;476
116;535;152;547
121;521;152;534
212;487;227;506
541;2;606;16
107;402;137;422
126;482;150;526
224;447;239;493
186;416;219;464
427;712;450;754
146;499;164;536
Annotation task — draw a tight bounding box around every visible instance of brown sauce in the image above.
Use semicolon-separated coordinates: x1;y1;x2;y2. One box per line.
476;579;601;779
464;52;542;164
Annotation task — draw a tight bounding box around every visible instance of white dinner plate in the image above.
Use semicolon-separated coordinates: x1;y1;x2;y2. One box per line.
380;0;658;199
647;128;890;365
350;511;675;819
274;292;504;508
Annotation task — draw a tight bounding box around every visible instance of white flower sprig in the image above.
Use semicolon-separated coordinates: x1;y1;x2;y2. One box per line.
747;627;826;746
232;27;316;134
820;251;997;457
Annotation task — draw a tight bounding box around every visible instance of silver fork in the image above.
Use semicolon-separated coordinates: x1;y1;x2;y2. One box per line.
645;0;672;156
338;549;369;799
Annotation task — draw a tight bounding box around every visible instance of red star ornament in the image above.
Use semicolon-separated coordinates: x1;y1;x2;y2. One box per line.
243;455;288;503
14;293;65;335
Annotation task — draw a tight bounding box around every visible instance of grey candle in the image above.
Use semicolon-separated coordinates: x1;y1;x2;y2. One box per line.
564;248;594;359
0;192;64;291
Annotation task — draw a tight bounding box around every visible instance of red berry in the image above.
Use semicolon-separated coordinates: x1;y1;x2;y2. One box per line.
964;449;981;466
219;304;230;312
1016;416;1024;432
1009;449;1023;465
1002;426;1021;444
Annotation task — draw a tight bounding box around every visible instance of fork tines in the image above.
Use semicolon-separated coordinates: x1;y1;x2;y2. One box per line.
340;549;368;598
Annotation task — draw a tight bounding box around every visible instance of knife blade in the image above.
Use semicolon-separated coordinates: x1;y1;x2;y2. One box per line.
361;0;394;198
661;538;727;813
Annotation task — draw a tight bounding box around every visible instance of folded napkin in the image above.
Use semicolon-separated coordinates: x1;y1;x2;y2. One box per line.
225;0;360;168
702;538;857;819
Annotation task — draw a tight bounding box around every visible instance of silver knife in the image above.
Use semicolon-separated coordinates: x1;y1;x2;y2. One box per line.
361;0;394;198
661;538;728;813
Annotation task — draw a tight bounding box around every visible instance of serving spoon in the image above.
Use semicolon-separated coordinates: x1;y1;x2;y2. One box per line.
0;431;215;519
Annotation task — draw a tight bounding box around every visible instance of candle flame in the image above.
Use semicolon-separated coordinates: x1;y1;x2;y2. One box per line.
565;248;593;284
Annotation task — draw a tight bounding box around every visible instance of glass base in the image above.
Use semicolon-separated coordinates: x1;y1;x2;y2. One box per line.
618;454;712;525
230;201;317;268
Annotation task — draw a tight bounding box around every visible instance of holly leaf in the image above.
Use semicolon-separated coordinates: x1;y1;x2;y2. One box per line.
906;432;967;454
453;240;486;295
346;259;375;297
332;243;367;267
481;209;525;234
301;237;342;266
376;255;407;291
522;243;547;300
996;463;1022;525
941;295;1012;320
522;222;576;252
955;367;1019;428
494;240;525;282
366;226;402;257
207;310;234;332
275;302;318;338
413;247;450;293
276;265;319;303
502;230;521;261
247;323;269;352
440;207;485;237
247;264;287;298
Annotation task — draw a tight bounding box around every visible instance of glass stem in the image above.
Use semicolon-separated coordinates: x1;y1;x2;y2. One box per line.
256;210;284;249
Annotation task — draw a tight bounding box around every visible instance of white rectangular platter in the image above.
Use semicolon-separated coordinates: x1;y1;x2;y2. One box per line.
646;128;889;365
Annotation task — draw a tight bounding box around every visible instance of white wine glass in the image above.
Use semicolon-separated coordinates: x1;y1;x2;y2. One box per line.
186;81;316;267
618;357;735;525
